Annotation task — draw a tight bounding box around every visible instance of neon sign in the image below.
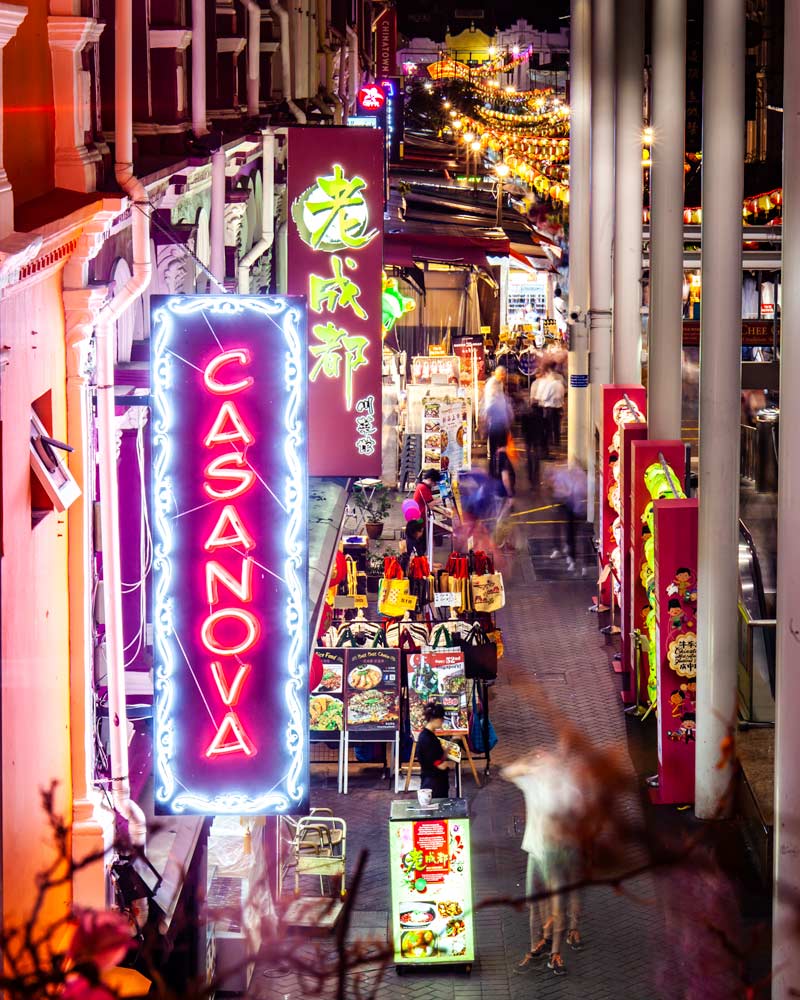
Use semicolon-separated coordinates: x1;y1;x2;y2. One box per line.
358;84;386;111
287;127;383;475
150;294;308;815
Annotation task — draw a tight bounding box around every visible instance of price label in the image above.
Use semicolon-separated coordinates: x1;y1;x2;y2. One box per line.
333;595;356;609
397;594;419;612
434;592;461;607
353;594;369;609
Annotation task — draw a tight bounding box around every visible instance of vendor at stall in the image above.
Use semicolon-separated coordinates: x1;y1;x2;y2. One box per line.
417;703;452;799
414;470;451;520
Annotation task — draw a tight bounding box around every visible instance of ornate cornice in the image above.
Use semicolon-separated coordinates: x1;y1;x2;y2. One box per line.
0;3;27;46
64;284;108;383
47;15;104;51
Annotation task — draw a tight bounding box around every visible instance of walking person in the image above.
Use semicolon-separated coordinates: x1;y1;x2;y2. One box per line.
489;430;516;549
527;369;549;477
503;747;584;977
550;463;587;572
540;365;566;452
482;365;514;466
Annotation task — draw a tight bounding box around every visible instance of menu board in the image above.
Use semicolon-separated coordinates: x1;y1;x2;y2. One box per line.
345;648;401;739
440;398;471;473
310;647;401;741
407;651;468;734
452;336;486;384
389;816;475;964
309;648;346;738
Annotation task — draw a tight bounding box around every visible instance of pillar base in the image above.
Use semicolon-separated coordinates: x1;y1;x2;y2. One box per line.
0;169;13;240
72;794;115;910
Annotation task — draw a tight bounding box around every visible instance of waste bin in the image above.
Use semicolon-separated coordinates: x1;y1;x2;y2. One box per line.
755;407;779;493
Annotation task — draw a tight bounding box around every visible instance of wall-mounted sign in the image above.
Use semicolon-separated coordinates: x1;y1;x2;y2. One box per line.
358;84;386;111
150;295;309;815
287;127;384;475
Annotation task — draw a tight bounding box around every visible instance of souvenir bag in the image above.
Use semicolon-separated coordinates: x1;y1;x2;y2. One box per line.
486;626;505;659
335;620;383;647
378;578;414;617
468;683;498;754
472;572;505;613
319;625;340;647
427;622;458;650
386;617;429;651
459;622;498;680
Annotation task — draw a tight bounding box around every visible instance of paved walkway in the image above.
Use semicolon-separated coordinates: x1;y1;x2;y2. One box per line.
256;459;763;1000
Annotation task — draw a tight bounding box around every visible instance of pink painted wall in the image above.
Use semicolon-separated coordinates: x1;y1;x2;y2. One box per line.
0;270;72;933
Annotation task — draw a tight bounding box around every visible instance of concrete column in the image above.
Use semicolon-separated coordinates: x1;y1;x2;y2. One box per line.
613;0;644;385
245;0;261;117
772;2;800;992
0;4;28;238
210;148;226;284
589;0;614;413
694;0;744;819
647;0;686;440
567;0;590;470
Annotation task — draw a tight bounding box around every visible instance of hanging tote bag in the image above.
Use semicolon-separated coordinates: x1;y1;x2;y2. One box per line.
468;683;498;754
386;618;429;651
378;578;415;617
459;623;498;680
472;572;506;613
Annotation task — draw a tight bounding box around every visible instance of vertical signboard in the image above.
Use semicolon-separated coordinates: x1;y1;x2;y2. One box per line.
374;7;397;78
150;295;309;815
287;127;384;476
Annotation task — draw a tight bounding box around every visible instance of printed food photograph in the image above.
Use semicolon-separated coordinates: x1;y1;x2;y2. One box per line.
313;664;343;693
399;904;436;927
437;901;463;918
347;689;399;726
309;694;343;731
347;664;382;691
400;930;436;959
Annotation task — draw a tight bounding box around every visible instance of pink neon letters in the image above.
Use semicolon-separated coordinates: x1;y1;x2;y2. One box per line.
200;349;260;759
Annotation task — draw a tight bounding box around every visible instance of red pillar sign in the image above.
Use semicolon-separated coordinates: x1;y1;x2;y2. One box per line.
286;127;384;476
150;295;309;815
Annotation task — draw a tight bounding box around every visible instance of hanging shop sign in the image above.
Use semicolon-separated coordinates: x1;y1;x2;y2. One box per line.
150;295;309;815
374;7;397;78
358;84;386;112
287;127;384;476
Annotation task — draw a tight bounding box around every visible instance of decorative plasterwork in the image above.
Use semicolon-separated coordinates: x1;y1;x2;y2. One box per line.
224;199;249;250
0;3;27;44
0;232;44;295
150;27;192;50
63;284;108;383
217;36;246;55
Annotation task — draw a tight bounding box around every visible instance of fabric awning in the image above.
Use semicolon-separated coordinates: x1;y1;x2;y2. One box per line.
383;228;511;269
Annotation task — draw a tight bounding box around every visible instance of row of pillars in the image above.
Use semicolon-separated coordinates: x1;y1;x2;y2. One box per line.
566;1;798;993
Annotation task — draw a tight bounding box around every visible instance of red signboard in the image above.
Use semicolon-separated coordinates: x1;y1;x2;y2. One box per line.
150;295;309;815
619;420;648;704
413;819;451;882
682;319;777;347
287;127;384;476
375;7;397;78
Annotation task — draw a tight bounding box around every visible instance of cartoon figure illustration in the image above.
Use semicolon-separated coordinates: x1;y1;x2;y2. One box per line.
672;567;692;600
667;597;685;629
667;711;696;743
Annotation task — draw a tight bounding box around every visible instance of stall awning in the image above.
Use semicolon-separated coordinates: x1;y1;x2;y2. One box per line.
384;228;510;269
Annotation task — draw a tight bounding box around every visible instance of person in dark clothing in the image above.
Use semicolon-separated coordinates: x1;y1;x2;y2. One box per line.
489;440;516;549
405;518;427;557
416;703;451;799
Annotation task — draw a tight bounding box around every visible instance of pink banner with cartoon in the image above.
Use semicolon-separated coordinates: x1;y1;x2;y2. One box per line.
652;499;697;805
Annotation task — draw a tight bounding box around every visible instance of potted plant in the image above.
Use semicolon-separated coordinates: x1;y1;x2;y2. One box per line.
352;483;392;540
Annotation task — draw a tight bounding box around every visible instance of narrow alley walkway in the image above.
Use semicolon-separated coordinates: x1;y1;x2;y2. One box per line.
257;460;763;1000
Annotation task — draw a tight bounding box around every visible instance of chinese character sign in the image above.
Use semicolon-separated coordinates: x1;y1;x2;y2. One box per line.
150;295;309;815
287;128;383;476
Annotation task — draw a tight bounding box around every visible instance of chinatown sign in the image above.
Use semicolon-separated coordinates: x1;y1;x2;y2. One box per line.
374;7;397;78
287;127;384;476
150;295;309;815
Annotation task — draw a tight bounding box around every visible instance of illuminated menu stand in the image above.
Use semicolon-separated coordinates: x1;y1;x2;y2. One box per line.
389;798;476;973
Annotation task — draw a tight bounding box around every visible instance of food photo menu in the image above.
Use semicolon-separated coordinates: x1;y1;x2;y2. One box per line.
389;814;475;965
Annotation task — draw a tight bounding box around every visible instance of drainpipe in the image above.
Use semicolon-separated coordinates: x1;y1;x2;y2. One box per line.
346;24;358;114
93;0;152;849
291;0;308;100
210;147;226;285
318;0;343;122
338;36;348;114
270;0;307;123
191;0;208;134
244;0;261;118
238;130;275;293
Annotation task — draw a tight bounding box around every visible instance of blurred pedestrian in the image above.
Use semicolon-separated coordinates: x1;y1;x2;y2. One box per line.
526;369;549;477
550;463;587;572
489;432;516;549
483;366;514;465
540;365;566;451
503;745;584;977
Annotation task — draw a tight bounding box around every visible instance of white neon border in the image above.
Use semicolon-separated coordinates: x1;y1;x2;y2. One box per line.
151;295;308;814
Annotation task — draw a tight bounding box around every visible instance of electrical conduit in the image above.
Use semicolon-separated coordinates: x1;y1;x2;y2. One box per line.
94;0;153;848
